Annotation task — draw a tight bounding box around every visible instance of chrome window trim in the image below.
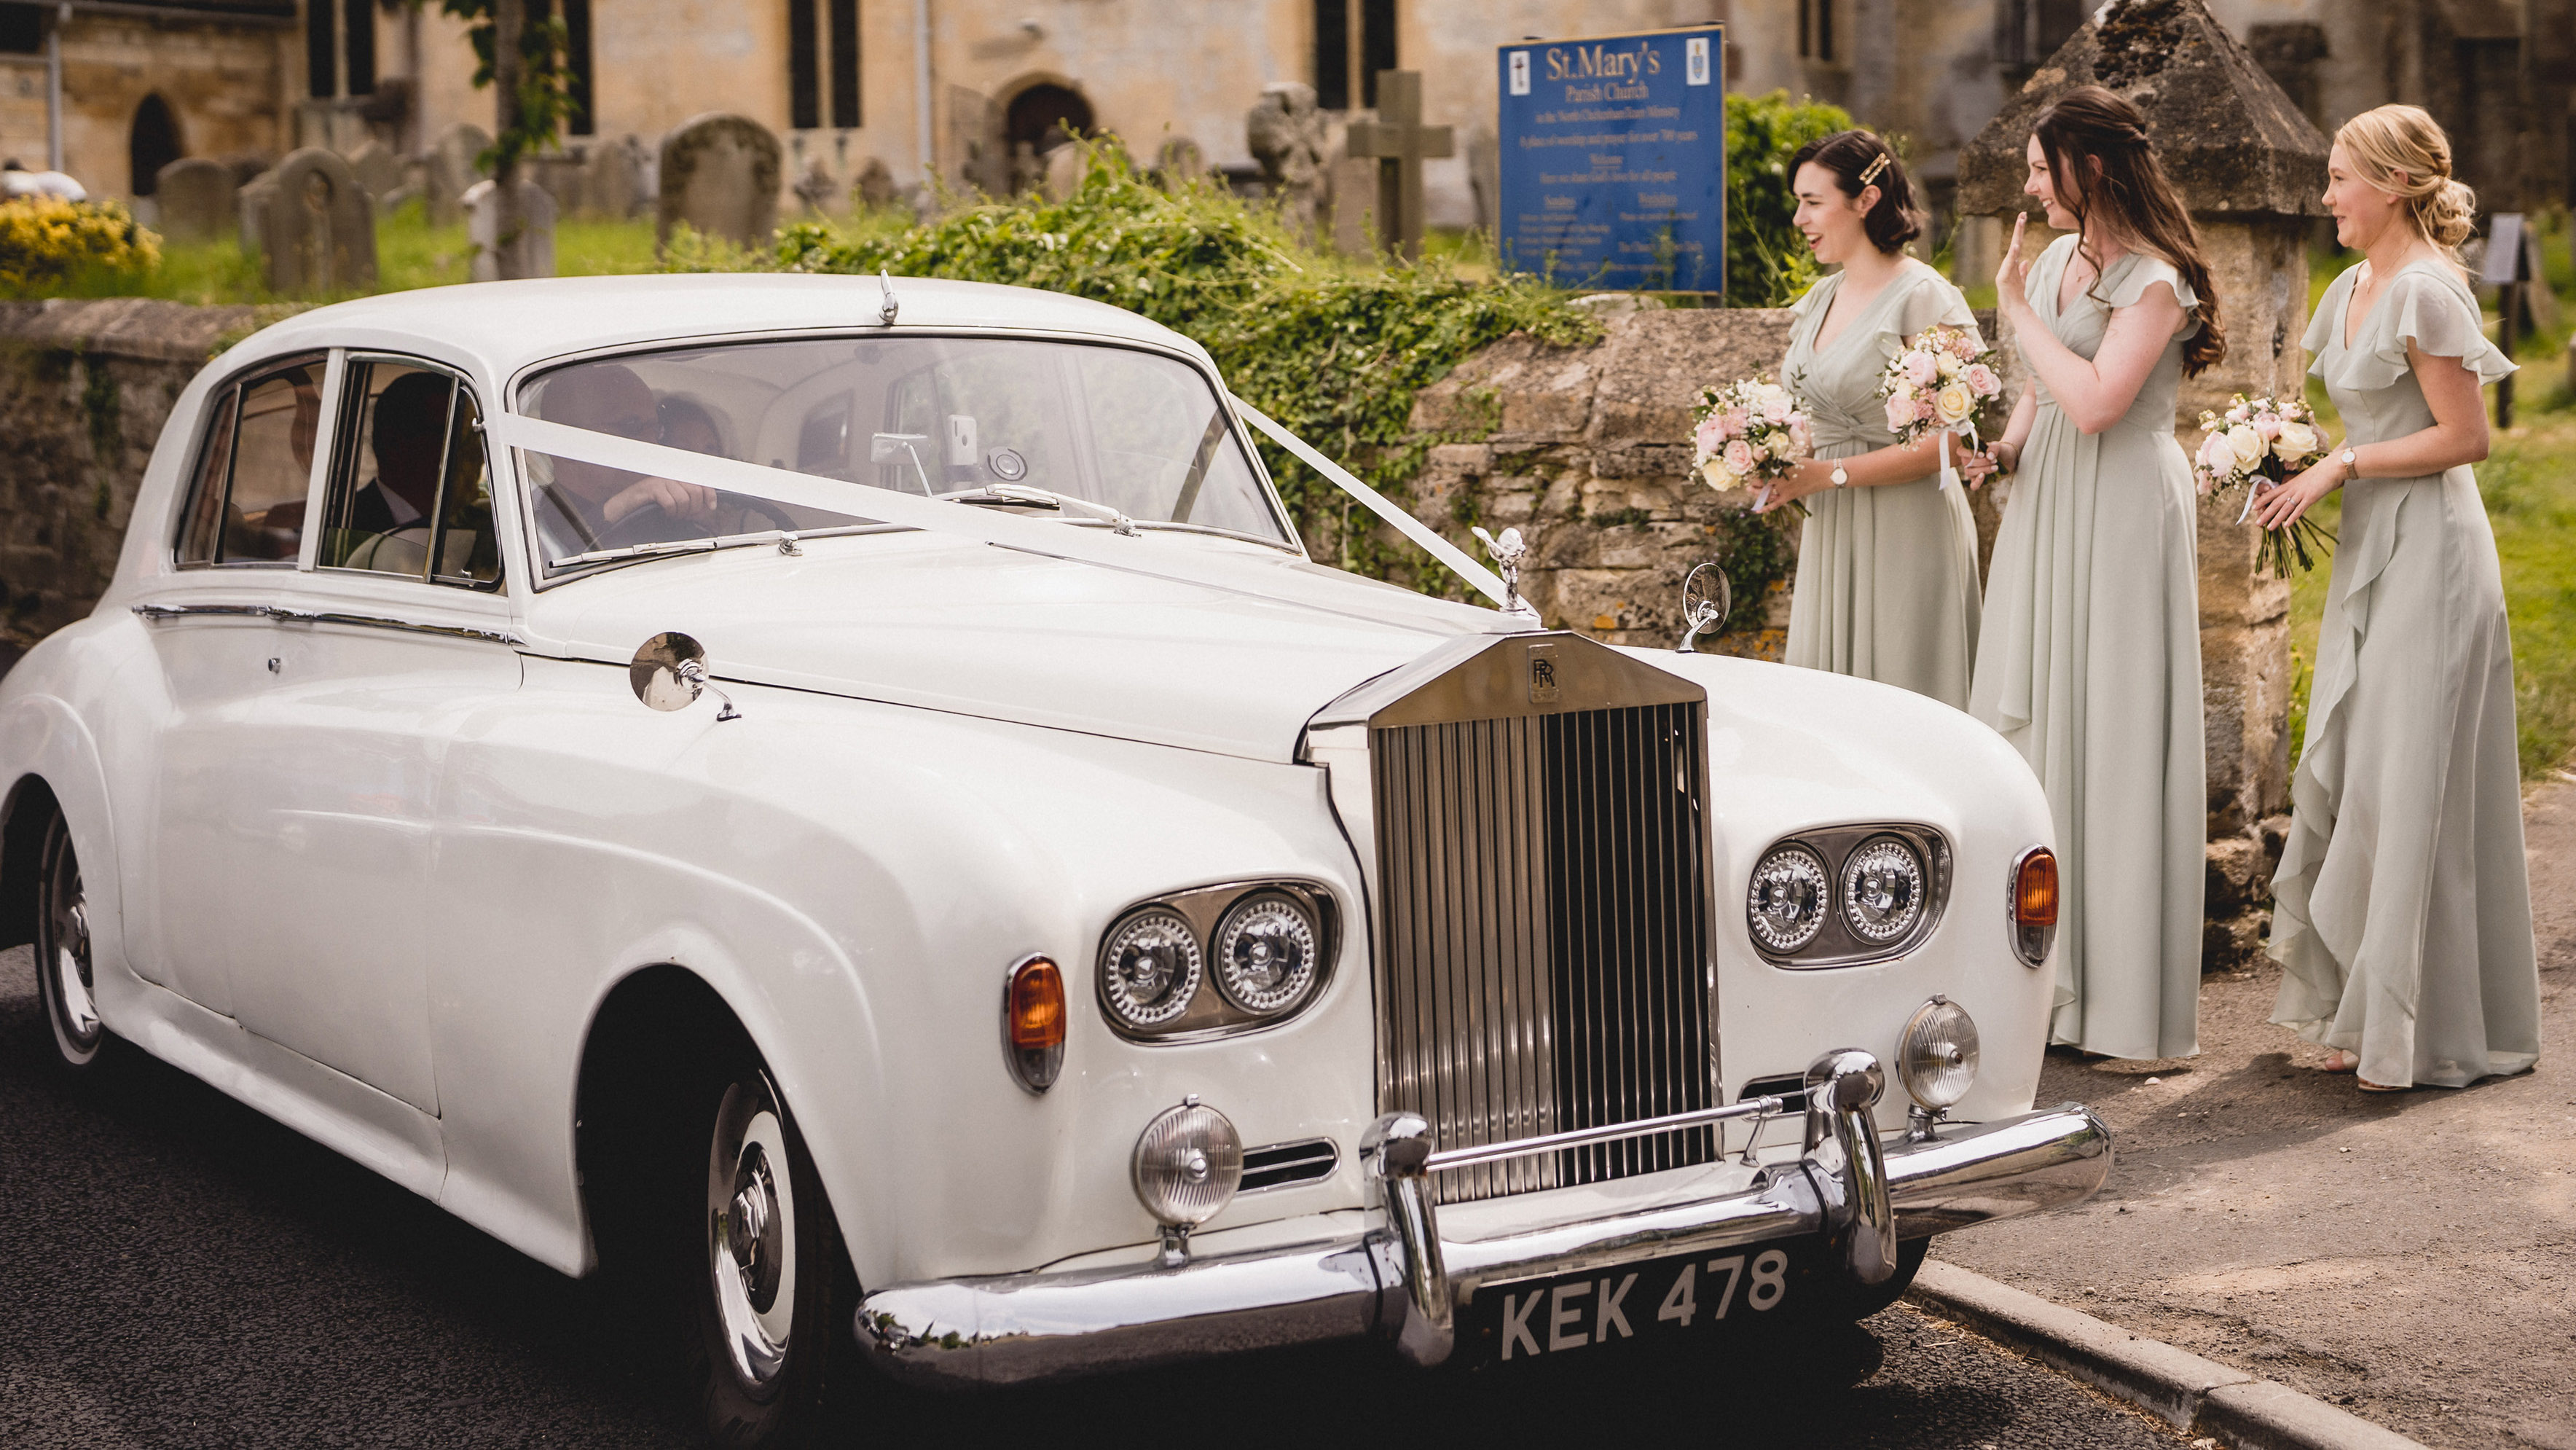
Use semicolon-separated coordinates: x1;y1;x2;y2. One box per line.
500;326;1301;592
170;347;337;572
130;601;525;647
1745;822;1954;969
312;351;506;595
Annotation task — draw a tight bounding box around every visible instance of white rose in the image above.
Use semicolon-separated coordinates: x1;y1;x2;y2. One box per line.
1934;383;1974;426
1936;353;1962;380
1765;431;1794;460
2275;420;2319;460
2227;424;2265;470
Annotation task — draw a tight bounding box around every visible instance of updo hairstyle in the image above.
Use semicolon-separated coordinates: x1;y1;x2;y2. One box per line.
2334;104;2478;252
1786;130;1924;254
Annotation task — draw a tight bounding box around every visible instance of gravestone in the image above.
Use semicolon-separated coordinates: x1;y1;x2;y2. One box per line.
1958;0;2329;969
792;157;839;214
852;155;898;209
656;112;781;252
1040;143;1085;203
154;157;235;243
528;152;591;217
1155;136;1206;187
256;147;377;294
1246;82;1327;240
465;177;556;280
425;122;492;225
345;141;402;207
1465;127;1499;235
1346;71;1453;261
235;170;276;254
587;136;649;218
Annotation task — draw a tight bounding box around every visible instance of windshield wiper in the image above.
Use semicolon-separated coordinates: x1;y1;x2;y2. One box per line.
548;524;882;570
946;482;1139;536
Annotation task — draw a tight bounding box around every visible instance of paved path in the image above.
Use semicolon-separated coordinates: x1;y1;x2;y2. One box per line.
1939;782;2576;1450
0;948;2184;1447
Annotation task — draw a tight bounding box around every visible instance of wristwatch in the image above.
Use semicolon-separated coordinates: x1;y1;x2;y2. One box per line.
2339;447;2357;477
1829;464;1849;488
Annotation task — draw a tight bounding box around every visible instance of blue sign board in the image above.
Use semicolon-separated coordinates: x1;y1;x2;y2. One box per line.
1496;26;1726;293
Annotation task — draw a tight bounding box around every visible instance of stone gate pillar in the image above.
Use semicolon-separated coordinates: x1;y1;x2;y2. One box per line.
1956;0;2330;970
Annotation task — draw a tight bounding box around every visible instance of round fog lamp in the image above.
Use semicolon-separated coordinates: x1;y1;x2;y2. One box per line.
1131;1098;1243;1227
1897;996;1980;1110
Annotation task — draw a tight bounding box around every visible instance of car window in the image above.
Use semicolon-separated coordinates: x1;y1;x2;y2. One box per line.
174;354;324;567
517;336;1286;573
318;359;504;591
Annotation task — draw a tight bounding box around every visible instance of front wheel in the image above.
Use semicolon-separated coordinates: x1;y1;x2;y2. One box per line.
33;812;105;1070
683;1065;846;1448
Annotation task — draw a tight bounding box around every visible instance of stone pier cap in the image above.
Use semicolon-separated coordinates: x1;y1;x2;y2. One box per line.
1958;0;2330;221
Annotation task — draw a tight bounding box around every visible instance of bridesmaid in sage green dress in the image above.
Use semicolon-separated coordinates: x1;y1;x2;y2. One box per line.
2251;106;2538;1092
1756;131;1984;710
1961;87;2218;1062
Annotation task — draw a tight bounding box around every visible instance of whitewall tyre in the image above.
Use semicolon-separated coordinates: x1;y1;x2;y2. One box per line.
34;812;104;1070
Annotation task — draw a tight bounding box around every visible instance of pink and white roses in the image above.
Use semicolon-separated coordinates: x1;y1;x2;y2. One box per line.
2192;393;2334;576
1692;375;1813;509
1874;325;2005;487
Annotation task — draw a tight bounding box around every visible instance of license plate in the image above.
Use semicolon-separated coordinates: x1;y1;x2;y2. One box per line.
1458;1239;1818;1366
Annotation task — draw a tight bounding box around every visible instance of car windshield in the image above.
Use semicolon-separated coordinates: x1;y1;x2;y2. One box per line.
517;335;1288;573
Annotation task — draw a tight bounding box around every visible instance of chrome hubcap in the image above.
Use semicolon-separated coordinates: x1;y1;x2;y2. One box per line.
707;1081;797;1388
56;900;98;1042
42;823;100;1055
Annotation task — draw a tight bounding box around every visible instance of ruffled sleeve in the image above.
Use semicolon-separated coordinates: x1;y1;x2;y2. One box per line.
1788;274;1835;321
2348;266;2518;392
2302;267;2353;378
1892;264;1981;346
2098;253;2200;337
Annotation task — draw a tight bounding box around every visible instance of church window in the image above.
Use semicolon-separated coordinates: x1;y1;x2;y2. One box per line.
1995;0;2084;79
0;4;44;55
341;0;374;96
306;2;336;99
1359;0;1394;107
564;0;595;136
1799;0;1836;63
1312;0;1349;111
789;0;820;130
829;0;860;128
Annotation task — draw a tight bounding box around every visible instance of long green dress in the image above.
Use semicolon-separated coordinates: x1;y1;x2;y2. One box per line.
2268;261;2537;1089
1968;236;2204;1060
1781;260;1986;709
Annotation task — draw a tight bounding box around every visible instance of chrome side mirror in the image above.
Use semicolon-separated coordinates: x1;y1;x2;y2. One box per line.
630;631;741;721
1676;563;1732;654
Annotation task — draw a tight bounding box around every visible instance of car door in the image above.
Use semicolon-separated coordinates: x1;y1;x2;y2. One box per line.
217;355;522;1115
132;350;331;1017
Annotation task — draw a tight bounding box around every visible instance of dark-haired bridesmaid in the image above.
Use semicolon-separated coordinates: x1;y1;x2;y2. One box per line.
1960;86;2220;1061
1754;131;1985;709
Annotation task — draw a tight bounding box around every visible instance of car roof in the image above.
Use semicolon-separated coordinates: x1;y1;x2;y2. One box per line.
227;273;1211;384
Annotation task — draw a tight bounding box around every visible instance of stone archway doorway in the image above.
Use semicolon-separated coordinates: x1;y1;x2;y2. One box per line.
130;93;181;195
1004;83;1091;157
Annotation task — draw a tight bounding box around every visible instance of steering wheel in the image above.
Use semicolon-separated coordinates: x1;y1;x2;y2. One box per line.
718;490;801;535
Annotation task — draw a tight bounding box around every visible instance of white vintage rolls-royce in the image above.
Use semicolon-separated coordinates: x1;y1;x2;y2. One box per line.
1;274;2105;1443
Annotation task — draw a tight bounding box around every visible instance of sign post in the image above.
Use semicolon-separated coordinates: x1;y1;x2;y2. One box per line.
1496;26;1726;295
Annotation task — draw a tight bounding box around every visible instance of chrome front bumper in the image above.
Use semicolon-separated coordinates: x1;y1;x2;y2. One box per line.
854;1054;2110;1389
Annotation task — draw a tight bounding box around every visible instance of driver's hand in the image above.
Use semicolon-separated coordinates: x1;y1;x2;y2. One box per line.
603;475;721;525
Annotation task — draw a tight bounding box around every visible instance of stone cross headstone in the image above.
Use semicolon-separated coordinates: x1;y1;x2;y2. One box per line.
154;157;235;243
1246;82;1327;240
852;155;898;209
656;112;782;253
1345;70;1454;261
465;177;556;281
426;122;492;226
345;140;402;208
257;146;378;294
1957;0;2328;970
792;157;839;215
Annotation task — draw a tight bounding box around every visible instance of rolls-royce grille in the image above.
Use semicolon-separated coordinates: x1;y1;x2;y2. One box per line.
1371;699;1716;1204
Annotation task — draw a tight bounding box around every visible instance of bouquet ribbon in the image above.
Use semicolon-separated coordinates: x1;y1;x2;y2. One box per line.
1935;420;1980;493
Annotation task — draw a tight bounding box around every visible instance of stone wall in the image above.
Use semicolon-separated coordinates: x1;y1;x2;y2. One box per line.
0;300;262;661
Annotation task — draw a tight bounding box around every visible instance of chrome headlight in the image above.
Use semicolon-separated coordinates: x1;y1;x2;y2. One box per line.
1842;836;1927;944
1212;891;1321;1017
1132;1097;1242;1227
1896;996;1980;1110
1100;907;1202;1030
1747;844;1831;954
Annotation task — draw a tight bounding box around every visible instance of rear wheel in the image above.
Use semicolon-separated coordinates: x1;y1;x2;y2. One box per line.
681;1064;846;1448
33;812;104;1070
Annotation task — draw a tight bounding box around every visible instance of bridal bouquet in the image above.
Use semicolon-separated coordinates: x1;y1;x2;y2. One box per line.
1692;375;1812;512
2191;393;2336;576
1876;325;2003;487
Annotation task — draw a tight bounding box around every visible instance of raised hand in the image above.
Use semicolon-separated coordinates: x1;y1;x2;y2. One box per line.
1995;212;2033;319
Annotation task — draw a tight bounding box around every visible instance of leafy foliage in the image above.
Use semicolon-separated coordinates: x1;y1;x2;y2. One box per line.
766;144;1599;589
1724;91;1854;307
0;197;162;298
425;1;578;179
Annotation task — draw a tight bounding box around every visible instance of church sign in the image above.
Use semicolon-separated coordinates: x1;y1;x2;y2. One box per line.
1496;25;1725;294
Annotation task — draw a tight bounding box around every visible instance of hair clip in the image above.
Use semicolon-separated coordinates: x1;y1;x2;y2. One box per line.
1858;154;1891;187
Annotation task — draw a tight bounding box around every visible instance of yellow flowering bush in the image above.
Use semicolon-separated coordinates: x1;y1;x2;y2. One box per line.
0;195;162;296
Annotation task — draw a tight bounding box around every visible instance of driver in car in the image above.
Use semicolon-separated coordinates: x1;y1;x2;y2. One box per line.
535;362;726;556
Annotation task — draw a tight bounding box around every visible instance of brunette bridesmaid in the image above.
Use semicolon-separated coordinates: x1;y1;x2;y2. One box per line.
2252;106;2538;1092
1962;87;2217;1061
1756;131;1985;710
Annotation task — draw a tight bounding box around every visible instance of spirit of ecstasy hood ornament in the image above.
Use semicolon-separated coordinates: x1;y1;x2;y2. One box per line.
1470;525;1542;624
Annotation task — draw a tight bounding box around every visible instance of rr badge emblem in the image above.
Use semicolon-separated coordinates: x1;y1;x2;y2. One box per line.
1528;643;1560;704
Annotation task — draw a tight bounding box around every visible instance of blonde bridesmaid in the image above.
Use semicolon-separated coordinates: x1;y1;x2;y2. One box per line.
2252;106;2538;1092
1756;131;1985;710
1962;87;2220;1061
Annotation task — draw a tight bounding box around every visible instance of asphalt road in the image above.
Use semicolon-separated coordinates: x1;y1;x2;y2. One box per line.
0;946;2183;1449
